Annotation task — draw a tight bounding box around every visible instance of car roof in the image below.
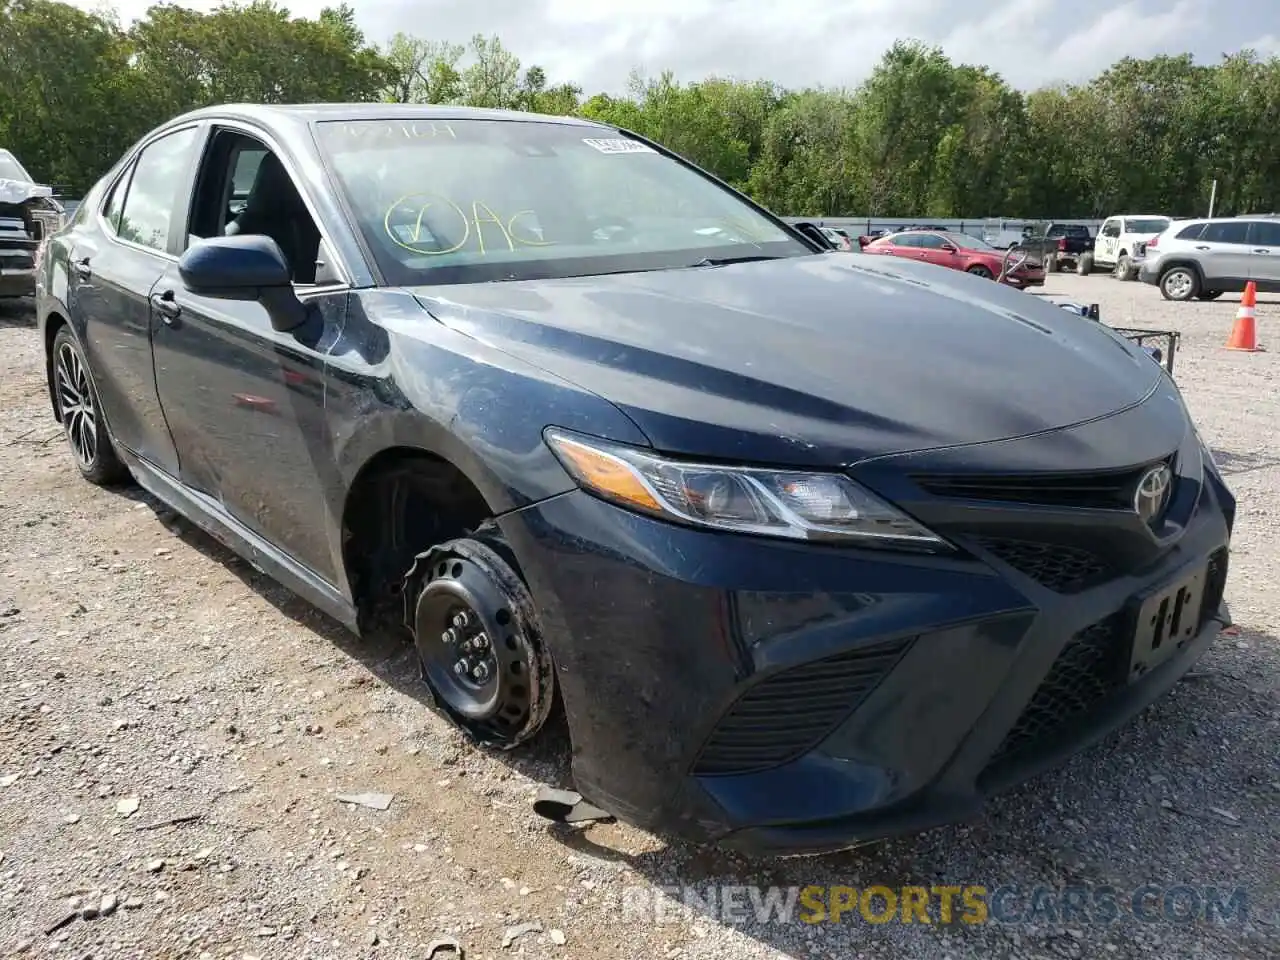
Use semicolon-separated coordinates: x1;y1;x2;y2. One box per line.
169;102;607;128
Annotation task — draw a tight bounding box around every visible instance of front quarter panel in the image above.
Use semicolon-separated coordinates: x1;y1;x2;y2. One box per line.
324;289;651;516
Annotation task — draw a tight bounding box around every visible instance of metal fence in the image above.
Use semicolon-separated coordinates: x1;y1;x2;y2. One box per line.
781;217;1104;240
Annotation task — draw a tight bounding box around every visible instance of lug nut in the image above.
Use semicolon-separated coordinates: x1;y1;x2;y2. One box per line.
441;628;455;645
472;662;490;682
452;612;469;629
472;633;489;651
453;661;468;676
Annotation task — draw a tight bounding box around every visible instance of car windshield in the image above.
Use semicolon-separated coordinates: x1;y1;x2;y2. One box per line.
949;233;995;250
314;118;811;285
0;152;31;181
1126;218;1170;234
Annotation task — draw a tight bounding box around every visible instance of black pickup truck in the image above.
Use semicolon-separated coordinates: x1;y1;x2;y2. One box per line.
1014;222;1095;273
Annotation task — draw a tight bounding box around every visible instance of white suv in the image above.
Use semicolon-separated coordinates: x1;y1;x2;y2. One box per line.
1092;214;1171;280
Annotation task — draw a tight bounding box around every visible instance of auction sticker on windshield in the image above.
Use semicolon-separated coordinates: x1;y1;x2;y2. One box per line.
582;138;656;154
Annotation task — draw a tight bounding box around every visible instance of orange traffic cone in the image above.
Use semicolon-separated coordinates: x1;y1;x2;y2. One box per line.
1225;281;1261;352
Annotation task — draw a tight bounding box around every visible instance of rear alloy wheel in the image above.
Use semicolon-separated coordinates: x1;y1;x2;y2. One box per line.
1114;254;1134;281
1159;266;1200;302
404;536;555;748
967;264;994;280
52;327;129;486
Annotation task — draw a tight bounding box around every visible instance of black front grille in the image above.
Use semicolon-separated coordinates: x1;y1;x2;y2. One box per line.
692;636;913;776
974;536;1112;593
915;457;1175;510
988;613;1128;765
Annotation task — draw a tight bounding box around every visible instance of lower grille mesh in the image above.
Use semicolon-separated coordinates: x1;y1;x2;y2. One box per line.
692;636;913;776
974;537;1111;593
988;614;1127;765
989;547;1229;768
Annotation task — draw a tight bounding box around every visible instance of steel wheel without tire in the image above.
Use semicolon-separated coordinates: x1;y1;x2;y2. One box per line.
52;327;128;485
404;536;555;748
1159;267;1199;302
967;265;994;280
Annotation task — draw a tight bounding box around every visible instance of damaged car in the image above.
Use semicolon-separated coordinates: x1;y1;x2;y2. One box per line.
0;149;65;298
36;105;1234;857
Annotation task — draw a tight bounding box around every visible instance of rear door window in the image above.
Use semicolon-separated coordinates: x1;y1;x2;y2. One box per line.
1200;221;1250;244
1247;221;1280;247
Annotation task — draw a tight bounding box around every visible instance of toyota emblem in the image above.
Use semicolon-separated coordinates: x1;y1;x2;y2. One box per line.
1133;463;1173;526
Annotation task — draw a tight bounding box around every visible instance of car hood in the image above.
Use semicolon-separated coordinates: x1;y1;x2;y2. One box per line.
408;253;1162;467
0;178;53;205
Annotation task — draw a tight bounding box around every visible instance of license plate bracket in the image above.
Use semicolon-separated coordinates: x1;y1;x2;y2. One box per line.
1126;563;1207;683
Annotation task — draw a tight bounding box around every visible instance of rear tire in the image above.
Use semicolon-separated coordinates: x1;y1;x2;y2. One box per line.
967;264;994;280
1159;266;1200;302
51;326;129;486
1114;254;1134;281
1077;252;1094;275
403;535;555;749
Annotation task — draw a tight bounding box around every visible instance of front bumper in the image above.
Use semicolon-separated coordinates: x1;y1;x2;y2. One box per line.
0;266;36;297
500;390;1235;857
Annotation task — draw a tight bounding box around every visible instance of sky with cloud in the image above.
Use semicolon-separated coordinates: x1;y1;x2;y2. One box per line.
74;0;1280;93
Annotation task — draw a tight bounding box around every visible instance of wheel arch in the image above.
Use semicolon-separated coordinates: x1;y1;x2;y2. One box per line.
1157;258;1205;283
338;441;503;631
43;310;70;423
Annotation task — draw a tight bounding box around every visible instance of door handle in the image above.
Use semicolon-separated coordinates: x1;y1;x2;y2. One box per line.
1254;248;1271;254
71;257;91;280
150;290;182;324
1195;246;1210;251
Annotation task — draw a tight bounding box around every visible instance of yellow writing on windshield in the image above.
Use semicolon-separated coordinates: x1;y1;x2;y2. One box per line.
471;201;510;255
383;193;470;255
383;194;556;256
507;210;554;247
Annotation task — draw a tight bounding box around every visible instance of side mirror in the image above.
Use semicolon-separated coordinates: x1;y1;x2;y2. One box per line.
178;234;306;332
941;242;957;253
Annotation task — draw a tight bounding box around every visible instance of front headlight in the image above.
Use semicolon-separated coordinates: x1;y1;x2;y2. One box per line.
544;428;949;550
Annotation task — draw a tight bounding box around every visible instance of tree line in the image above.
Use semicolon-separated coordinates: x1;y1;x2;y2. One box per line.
2;0;1277;218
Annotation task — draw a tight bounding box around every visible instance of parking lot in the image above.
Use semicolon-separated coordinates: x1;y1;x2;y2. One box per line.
1;273;1277;959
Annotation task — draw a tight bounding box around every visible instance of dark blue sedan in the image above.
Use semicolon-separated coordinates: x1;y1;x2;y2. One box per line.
35;104;1234;856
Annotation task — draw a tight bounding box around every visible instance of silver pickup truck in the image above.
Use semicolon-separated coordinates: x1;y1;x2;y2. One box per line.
0;149;66;298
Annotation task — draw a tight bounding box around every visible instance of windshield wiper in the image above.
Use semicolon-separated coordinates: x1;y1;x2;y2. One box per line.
686;254;783;268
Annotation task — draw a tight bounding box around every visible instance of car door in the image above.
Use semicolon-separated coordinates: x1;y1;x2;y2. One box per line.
886;234;922;260
1195;220;1253;285
150;123;348;585
1246;220;1280;288
913;233;955;268
1096;219;1120;263
66;125;203;477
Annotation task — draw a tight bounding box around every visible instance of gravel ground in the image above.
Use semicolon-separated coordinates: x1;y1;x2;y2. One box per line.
1;274;1277;960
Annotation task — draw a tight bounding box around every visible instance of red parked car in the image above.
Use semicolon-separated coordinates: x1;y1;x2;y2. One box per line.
862;230;1045;289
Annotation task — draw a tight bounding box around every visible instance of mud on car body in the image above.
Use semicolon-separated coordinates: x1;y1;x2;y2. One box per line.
36;104;1235;856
